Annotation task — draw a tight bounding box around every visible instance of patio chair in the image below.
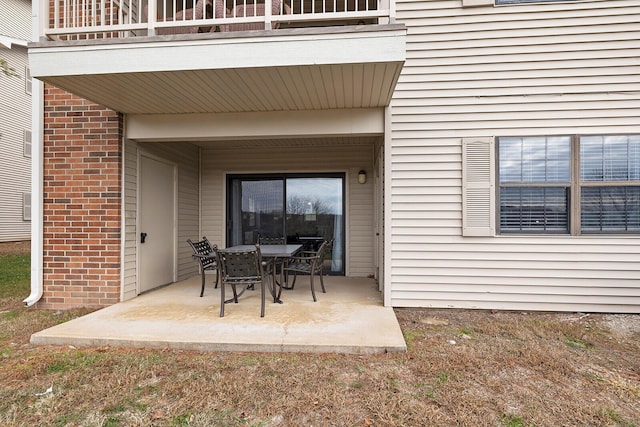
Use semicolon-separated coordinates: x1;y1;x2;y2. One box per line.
218;0;289;32
258;234;285;245
187;236;219;297
215;245;274;317
155;0;221;35
283;240;329;302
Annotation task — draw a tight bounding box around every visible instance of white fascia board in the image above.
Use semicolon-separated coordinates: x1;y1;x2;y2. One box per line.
127;109;385;141
0;34;29;48
29;28;406;78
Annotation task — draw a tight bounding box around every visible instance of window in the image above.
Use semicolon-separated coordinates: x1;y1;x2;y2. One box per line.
226;173;345;274
23;193;31;221
496;0;583;4
23;129;32;157
498;135;640;234
25;66;31;95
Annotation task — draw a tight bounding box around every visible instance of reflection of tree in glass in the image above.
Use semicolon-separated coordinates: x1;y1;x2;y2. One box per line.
287;196;331;215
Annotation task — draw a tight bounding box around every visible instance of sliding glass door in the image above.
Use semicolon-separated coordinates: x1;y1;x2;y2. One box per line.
227;174;344;274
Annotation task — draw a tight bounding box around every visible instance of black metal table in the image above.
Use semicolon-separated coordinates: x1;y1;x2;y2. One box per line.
224;244;303;303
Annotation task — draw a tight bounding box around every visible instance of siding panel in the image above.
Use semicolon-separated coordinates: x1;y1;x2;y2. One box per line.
0;44;31;242
390;0;640;312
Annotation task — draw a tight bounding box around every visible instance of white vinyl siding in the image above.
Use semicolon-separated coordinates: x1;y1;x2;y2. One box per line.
0;43;31;242
201;143;376;277
123;140;200;300
390;0;640;312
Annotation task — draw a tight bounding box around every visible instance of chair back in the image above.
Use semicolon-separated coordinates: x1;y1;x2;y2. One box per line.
219;0;284;32
258;235;285;245
217;246;263;283
315;240;329;263
187;237;217;270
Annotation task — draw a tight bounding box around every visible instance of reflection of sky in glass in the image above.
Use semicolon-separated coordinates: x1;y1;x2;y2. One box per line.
581;135;640;181
499;136;571;183
287;178;342;214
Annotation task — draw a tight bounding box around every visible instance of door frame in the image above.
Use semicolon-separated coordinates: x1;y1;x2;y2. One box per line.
136;150;178;294
225;172;347;275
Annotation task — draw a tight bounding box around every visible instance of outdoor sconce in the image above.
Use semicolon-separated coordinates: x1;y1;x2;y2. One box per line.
358;170;367;184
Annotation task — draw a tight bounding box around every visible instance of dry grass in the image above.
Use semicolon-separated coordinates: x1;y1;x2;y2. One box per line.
1;244;639;426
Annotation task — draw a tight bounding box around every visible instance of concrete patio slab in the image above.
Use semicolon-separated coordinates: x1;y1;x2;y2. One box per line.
31;276;407;354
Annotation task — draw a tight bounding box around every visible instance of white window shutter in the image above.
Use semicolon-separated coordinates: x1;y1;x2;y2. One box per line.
23;193;31;221
25;66;32;95
24;129;32;157
462;137;495;236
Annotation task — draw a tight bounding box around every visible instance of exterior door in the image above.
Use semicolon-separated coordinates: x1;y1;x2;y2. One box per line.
227;174;345;275
138;154;176;293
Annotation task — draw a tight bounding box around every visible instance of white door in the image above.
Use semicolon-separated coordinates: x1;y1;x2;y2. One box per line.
138;154;176;293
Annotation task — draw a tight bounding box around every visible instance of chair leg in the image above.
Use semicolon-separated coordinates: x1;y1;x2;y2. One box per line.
220;283;225;317
214;269;219;289
310;273;317;302
260;279;266;317
200;269;206;297
319;271;326;293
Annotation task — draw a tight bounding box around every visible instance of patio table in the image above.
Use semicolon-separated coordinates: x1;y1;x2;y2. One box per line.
224;244;303;303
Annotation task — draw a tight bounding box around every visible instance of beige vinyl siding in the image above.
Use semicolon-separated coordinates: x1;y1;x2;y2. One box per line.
201;142;376;277
0;0;31;41
0;45;31;242
390;0;640;312
122;140;200;300
123;140;138;301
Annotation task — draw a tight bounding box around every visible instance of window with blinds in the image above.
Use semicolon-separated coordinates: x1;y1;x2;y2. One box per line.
579;135;640;233
496;0;583;4
496;135;640;235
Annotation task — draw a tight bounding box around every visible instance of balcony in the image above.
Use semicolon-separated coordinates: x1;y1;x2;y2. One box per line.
29;0;406;115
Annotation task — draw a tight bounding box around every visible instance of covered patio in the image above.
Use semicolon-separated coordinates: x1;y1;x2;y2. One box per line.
30;275;406;354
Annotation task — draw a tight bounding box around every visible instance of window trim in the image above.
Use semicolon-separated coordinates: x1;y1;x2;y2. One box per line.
496;134;640;236
496;0;589;5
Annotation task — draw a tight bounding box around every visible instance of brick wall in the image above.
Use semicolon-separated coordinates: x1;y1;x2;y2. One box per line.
39;85;122;309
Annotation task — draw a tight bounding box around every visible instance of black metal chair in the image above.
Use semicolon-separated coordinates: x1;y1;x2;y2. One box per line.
283;240;329;302
215;245;273;317
187;236;219;297
258;235;285;245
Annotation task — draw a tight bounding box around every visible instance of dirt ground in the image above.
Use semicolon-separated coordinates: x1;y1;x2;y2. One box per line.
0;241;30;256
1;242;639;426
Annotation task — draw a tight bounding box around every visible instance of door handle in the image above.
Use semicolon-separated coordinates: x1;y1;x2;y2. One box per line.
140;232;147;244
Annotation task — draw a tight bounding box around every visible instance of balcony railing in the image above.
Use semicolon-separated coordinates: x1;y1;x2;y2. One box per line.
43;0;392;40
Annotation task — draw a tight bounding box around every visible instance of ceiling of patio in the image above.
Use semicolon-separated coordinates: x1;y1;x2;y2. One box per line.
29;25;406;115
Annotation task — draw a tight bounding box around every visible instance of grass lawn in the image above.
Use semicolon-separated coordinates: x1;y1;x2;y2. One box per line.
0;245;639;426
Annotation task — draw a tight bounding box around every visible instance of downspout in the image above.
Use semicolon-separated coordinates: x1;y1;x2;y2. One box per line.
24;0;44;306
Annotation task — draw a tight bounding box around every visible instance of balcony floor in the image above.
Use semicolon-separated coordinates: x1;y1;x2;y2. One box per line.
30;275;406;354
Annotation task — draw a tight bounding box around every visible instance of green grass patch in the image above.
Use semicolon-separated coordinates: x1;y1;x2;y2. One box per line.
0;254;30;298
564;333;594;350
402;329;423;349
601;408;635;427
46;351;105;373
500;413;533;427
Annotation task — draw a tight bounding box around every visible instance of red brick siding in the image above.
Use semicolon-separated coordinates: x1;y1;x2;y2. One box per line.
39;84;122;309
